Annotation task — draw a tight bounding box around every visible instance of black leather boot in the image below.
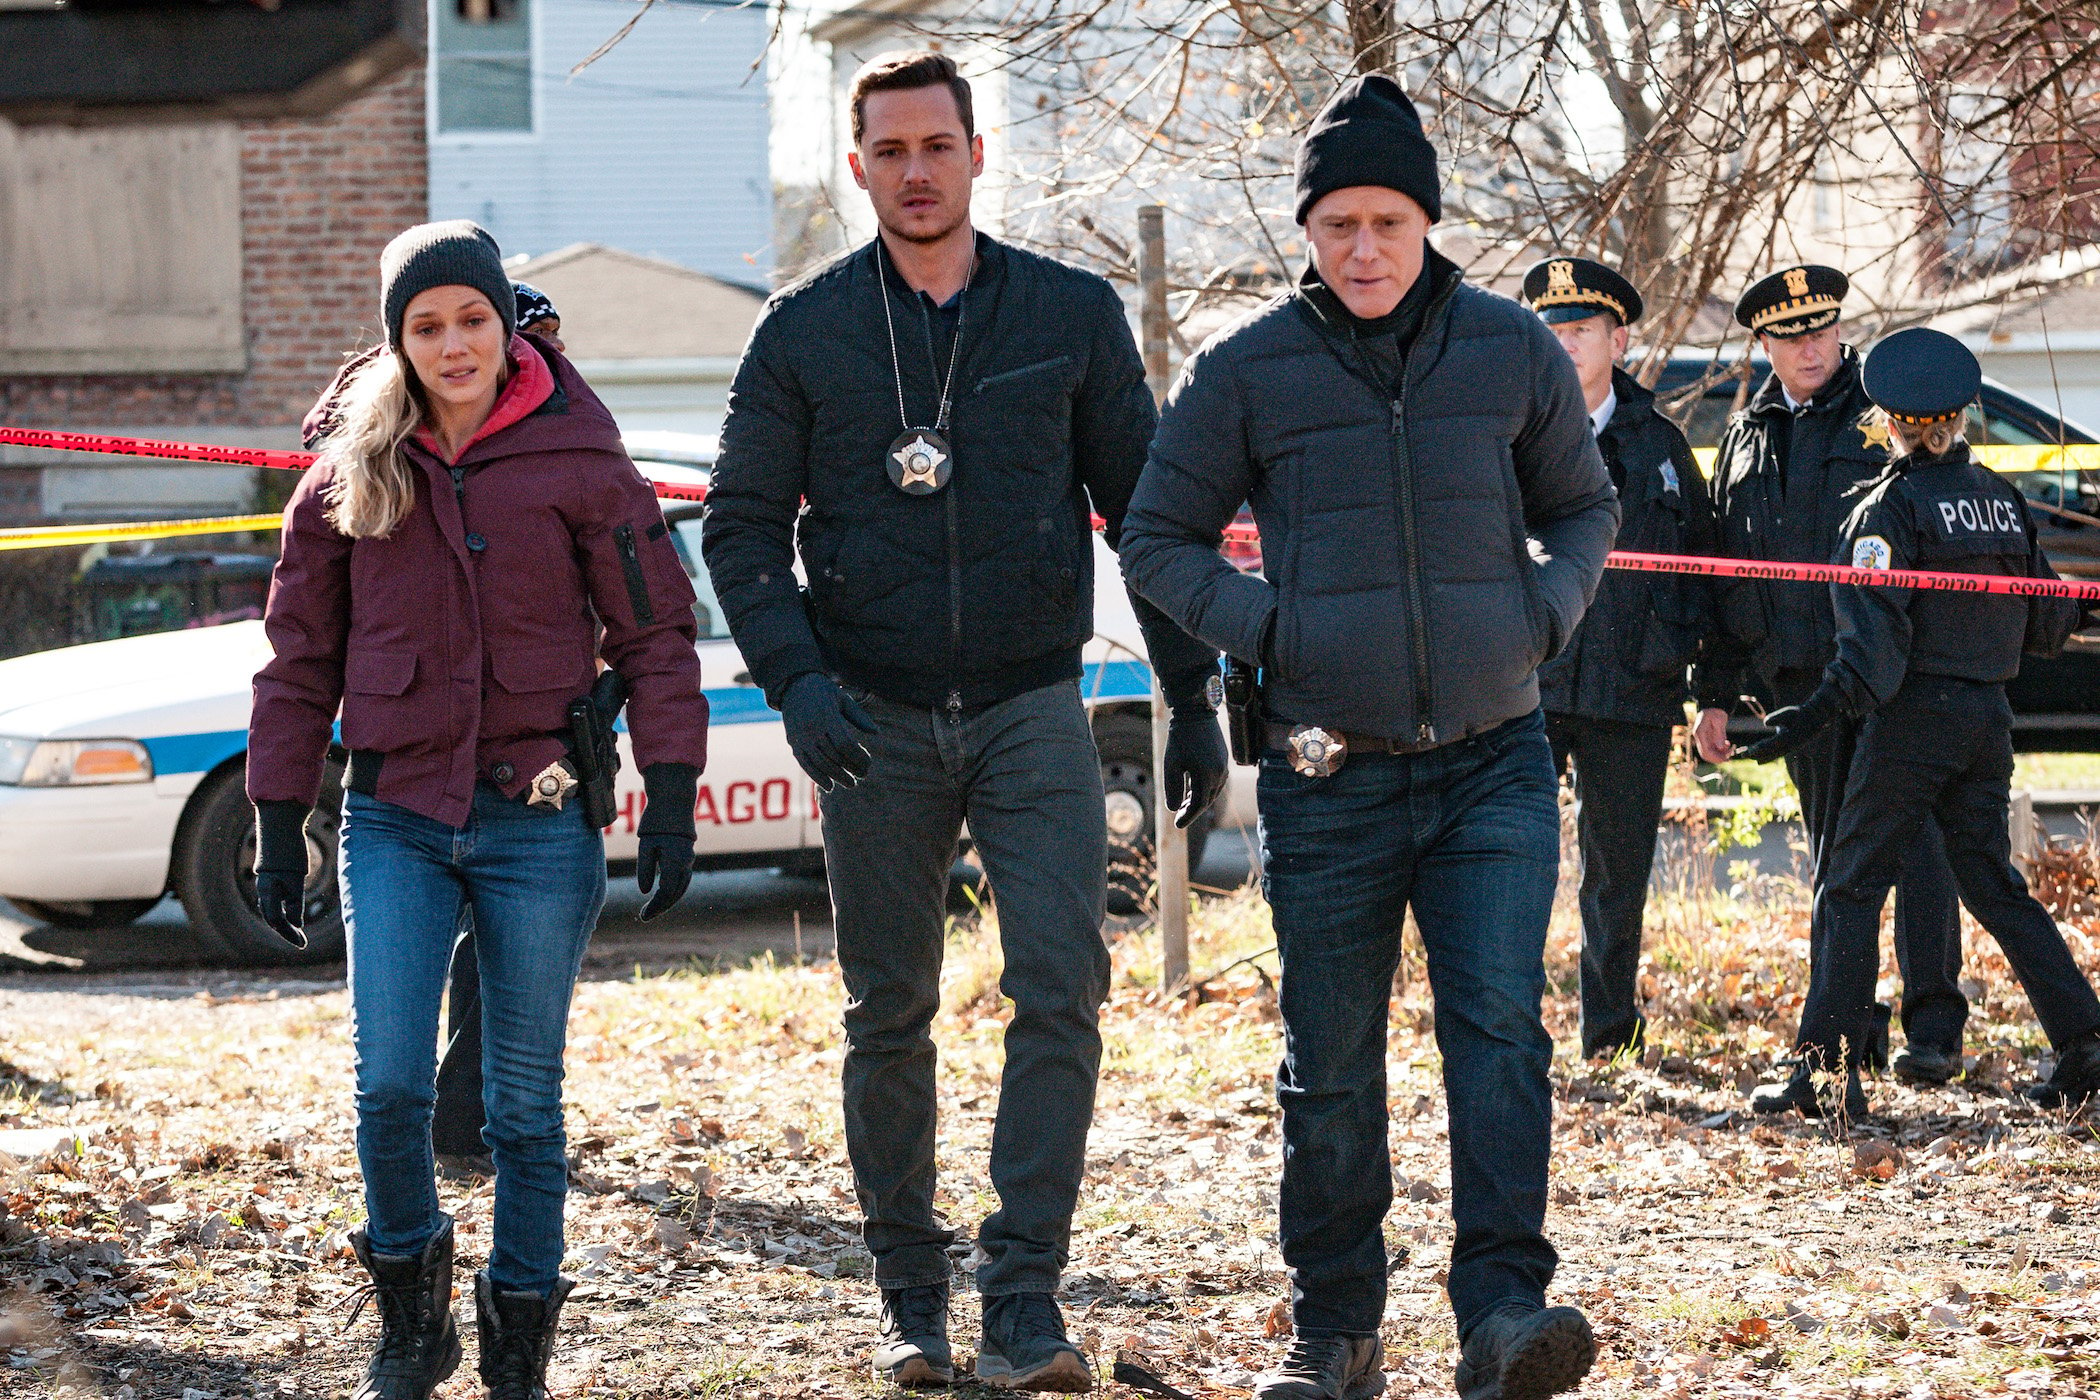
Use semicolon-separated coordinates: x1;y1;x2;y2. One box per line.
475;1271;576;1400
347;1220;462;1400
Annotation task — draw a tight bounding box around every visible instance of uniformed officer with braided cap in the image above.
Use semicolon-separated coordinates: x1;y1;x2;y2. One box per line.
1522;255;1717;1062
1740;328;2100;1117
1694;265;1969;1086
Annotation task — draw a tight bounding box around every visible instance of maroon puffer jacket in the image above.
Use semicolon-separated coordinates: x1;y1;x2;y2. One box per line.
249;336;708;828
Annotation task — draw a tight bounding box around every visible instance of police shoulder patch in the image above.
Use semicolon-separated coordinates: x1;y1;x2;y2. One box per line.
1852;534;1892;570
1657;459;1680;494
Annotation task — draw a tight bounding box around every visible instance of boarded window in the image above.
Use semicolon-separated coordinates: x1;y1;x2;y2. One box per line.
0;120;244;374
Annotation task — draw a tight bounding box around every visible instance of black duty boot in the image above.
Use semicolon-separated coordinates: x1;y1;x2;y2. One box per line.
1455;1304;1594;1400
1892;1043;1961;1085
1750;1062;1869;1121
873;1281;954;1387
1252;1334;1385;1400
975;1292;1091;1392
347;1220;462;1400
475;1271;576;1400
2026;1033;2100;1111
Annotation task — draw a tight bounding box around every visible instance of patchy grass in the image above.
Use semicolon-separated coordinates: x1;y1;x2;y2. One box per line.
5;776;2100;1398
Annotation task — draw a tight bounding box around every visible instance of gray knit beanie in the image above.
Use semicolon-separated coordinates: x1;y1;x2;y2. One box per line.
379;221;515;350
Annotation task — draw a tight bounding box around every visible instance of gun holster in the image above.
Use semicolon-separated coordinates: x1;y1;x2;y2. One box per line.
1222;656;1261;766
566;668;630;831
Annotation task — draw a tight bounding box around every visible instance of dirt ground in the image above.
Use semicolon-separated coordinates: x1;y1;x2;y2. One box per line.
4;812;2100;1400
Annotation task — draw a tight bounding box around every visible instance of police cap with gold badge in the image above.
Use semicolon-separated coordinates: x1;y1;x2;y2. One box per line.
1735;263;1847;339
1862;327;1981;427
1522;255;1643;326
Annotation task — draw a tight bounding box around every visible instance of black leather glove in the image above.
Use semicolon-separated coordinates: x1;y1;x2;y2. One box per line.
636;762;698;922
1737;686;1843;763
252;800;311;950
1163;710;1229;829
779;673;878;791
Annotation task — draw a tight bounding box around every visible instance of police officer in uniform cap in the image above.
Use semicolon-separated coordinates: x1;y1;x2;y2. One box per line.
1524;255;1718;1061
1694;265;1969;1085
1740;328;2100;1116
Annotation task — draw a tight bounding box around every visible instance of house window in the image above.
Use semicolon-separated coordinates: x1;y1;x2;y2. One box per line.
434;0;532;133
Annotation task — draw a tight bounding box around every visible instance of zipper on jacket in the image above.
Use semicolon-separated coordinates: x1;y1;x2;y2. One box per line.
1390;386;1436;745
945;487;963;707
613;523;656;626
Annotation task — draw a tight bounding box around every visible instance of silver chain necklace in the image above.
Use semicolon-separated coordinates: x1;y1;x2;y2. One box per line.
877;237;972;494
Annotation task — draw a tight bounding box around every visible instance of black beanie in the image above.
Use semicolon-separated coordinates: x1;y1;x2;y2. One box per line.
379;220;515;350
1293;74;1442;226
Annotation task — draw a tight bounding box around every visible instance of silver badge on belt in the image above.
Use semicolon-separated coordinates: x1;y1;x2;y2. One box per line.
1288;725;1347;778
525;759;580;811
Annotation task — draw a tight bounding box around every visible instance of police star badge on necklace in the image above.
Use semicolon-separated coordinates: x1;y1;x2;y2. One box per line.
877;238;972;496
888;429;952;495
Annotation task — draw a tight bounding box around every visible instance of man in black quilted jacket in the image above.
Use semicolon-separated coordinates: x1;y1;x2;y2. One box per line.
1121;75;1618;1400
702;51;1223;1394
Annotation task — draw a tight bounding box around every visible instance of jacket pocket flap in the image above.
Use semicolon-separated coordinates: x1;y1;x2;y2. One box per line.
491;647;582;694
344;651;416;696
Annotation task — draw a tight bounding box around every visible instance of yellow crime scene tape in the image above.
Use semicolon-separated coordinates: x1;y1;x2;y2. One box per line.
0;512;285;553
1;439;2094;554
1688;443;2100;474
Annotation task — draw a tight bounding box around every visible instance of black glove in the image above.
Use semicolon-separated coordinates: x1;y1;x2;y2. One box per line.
1162;712;1229;829
1736;686;1843;763
252;800;311;950
779;673;878;791
635;762;698;922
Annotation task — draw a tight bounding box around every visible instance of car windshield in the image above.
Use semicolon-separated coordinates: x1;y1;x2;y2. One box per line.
664;515;733;640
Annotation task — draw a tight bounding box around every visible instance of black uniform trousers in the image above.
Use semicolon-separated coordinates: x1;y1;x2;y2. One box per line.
1772;668;1968;1055
1546;714;1672;1058
1799;677;2100;1067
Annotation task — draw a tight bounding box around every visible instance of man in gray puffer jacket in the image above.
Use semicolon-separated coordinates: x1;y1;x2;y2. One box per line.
1121;75;1618;1400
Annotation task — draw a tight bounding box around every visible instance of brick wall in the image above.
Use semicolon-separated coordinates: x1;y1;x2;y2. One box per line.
0;64;427;434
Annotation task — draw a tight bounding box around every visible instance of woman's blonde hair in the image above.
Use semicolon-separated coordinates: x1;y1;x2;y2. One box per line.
1866;405;1962;460
316;351;424;539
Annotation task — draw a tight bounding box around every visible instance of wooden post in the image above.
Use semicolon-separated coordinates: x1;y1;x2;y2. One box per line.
2010;789;2039;877
1138;204;1190;993
1139;205;1171;405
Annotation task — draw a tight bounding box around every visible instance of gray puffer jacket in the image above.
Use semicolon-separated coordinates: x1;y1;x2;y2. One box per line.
1120;250;1620;746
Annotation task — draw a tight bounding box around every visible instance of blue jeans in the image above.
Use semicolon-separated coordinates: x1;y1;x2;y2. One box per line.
1259;710;1561;1339
340;781;606;1294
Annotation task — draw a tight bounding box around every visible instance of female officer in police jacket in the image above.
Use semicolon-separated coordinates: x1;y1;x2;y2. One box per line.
247;222;707;1400
1741;328;2100;1119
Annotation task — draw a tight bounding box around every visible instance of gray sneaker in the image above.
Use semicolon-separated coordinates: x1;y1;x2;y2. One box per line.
1455;1304;1594;1400
975;1293;1091;1392
1253;1335;1385;1400
873;1282;954;1387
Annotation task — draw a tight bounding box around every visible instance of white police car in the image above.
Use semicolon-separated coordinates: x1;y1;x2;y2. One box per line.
0;441;1253;964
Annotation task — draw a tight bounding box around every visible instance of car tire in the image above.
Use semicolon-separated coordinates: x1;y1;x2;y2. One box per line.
173;759;346;966
4;897;161;930
1093;711;1212;919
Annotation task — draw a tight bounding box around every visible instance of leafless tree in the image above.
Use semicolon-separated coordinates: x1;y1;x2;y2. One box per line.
828;0;2100;391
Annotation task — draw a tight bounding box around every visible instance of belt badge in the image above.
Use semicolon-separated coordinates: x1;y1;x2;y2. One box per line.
1287;724;1348;778
526;759;579;811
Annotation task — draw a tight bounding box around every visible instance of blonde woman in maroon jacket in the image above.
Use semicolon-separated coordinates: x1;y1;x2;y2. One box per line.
248;222;708;1400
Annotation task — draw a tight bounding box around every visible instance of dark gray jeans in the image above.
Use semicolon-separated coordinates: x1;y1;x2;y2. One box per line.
821;677;1109;1297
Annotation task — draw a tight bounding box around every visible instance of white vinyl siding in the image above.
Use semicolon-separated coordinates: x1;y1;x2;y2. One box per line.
428;0;772;283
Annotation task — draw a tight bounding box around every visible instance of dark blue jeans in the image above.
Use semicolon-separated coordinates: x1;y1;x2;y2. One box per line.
1259;710;1561;1340
340;781;606;1294
820;679;1109;1297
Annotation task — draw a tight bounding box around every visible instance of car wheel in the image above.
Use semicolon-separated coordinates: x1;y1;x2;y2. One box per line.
4;897;161;930
1092;711;1212;918
173;759;346;966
